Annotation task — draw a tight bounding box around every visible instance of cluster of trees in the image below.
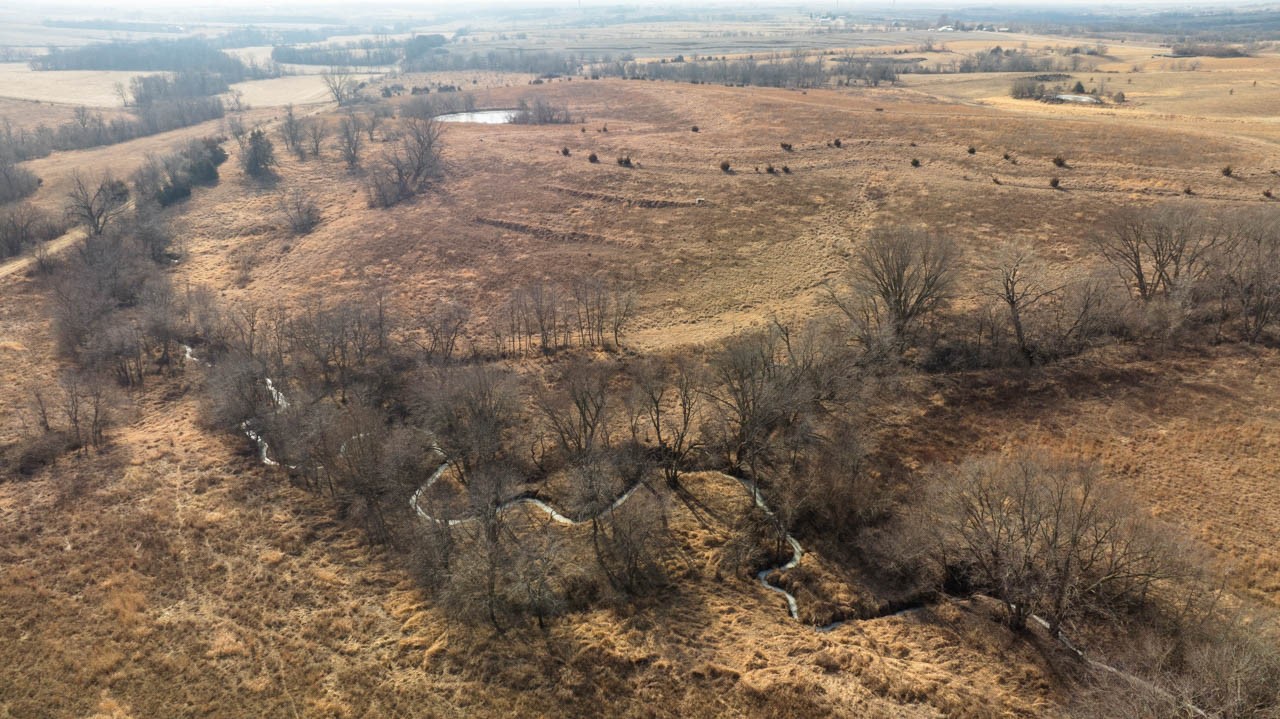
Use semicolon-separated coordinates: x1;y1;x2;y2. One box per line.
131;137;228;208
0;202;63;260
401;91;477;120
510;98;574;125
270;34;448;68
125;71;229;108
957;47;1063;73
276;104;328;161
823;204;1280;374
0;99;225;163
0;157;40;204
86;177;1264;708
30;37;276;82
5;172;202;475
402;48;604;75
602;52;865;89
277;100;443;207
489;278;635;356
195;295;851;629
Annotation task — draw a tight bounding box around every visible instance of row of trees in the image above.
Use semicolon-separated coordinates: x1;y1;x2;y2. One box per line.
602;52;898;89
824;204;1280;374
0;99;226;164
490;278;635;357
31;37;276;82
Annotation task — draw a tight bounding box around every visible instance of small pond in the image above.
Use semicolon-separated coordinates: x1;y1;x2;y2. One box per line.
435;109;519;124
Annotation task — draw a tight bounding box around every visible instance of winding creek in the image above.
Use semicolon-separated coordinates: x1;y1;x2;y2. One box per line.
179;346;1208;710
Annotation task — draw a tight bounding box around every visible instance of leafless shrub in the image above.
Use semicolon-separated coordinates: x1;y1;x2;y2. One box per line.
0;158;40;203
337;111;364;169
279;103;303;157
0;202;62;260
304;118;327;158
364;116;444;208
280;189;321;234
928;453;1187;633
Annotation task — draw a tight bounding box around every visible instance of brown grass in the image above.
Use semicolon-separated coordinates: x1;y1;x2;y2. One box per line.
6;43;1280;716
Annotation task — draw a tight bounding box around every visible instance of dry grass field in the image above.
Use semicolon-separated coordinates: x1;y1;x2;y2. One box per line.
4;26;1280;718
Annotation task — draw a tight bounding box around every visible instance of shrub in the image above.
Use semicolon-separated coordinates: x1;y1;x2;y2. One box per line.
281;190;321;234
588;153;599;163
0;161;41;204
967;146;976;154
9;430;77;476
1050;177;1061;189
616;156;633;168
1185;186;1195;195
691;125;699;132
833;138;842;148
1222;165;1233;177
0;203;63;260
720;160;731;173
560;147;570;156
911;158;920;167
1265;189;1273;198
1053;156;1067;168
241;128;276;179
781;165;791;174
156;182;192;207
780;142;793;152
765;164;776;174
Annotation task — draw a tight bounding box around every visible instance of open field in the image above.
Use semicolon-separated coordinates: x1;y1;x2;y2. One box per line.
4;16;1280;718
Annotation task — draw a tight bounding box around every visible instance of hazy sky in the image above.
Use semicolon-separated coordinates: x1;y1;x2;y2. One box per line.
15;0;1260;10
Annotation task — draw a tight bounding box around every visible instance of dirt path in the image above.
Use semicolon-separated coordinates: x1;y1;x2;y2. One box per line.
0;226;85;282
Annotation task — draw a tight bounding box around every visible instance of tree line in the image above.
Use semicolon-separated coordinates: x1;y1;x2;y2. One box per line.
0;98;225;164
30;37;277;83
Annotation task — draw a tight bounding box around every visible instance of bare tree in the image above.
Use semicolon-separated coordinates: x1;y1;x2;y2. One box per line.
226;115;248;151
984;245;1064;365
537;359;612;462
414;301;468;364
1094;204;1229;302
279;103;303;158
304;118;327;158
321;67;360;106
1214;212;1280;343
630;357;702;489
422;366;519;486
64;171;129;235
835;227;958;346
337;112;364;169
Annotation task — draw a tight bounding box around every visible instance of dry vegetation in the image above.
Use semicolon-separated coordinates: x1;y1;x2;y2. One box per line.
4;14;1280;719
